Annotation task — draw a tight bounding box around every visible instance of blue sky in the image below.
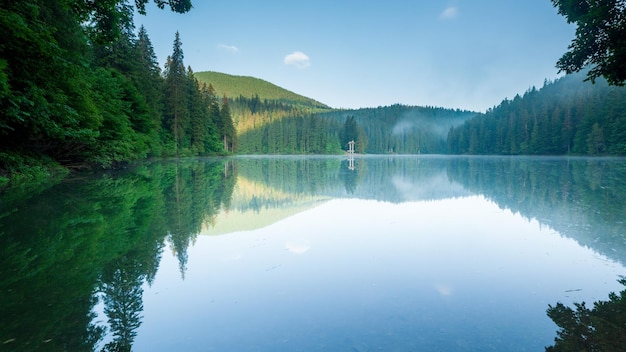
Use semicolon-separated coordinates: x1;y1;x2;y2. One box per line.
134;1;575;112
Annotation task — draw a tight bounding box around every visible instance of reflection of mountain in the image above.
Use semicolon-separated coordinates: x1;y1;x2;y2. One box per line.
341;156;471;202
223;156;626;267
233;156;471;203
198;156;473;235
200;177;330;236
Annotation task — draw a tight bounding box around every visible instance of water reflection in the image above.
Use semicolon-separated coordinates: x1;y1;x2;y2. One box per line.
546;277;626;351
0;159;236;351
0;156;625;351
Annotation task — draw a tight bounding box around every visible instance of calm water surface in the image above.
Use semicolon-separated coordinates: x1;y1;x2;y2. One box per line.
2;156;625;351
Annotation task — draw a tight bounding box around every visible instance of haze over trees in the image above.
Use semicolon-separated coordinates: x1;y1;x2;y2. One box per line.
446;71;626;155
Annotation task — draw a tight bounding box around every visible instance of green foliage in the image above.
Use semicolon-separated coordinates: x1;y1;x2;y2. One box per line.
237;104;474;155
0;0;101;161
546;277;626;351
0;151;68;190
237;114;343;154
551;0;626;85
0;2;231;180
321;105;476;154
340;116;359;150
447;71;626;155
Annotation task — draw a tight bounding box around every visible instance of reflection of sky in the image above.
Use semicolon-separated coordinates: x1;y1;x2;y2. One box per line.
135;196;625;352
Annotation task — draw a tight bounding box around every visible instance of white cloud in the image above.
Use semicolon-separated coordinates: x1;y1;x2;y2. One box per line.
439;6;458;20
217;44;239;53
284;51;311;69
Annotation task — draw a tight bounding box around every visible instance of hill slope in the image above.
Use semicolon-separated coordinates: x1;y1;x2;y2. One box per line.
194;71;329;109
447;70;626;155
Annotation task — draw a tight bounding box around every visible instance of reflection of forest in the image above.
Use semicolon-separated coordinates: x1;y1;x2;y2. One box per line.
233;156;470;203
546;277;626;351
1;156;624;351
0;159;236;351
444;157;626;266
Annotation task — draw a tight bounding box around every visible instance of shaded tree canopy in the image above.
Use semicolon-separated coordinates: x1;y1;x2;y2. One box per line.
135;0;193;14
552;0;626;85
546;277;626;351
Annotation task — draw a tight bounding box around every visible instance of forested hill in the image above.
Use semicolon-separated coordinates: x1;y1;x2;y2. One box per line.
194;71;328;109
237;104;477;154
194;71;332;135
447;70;626;155
318;105;476;154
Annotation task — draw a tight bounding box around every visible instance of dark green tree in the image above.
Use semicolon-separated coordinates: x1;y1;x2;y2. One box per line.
135;0;193;14
220;95;237;152
551;0;626;85
163;32;189;156
0;0;101;161
135;25;165;156
546;277;626;351
340;116;359;151
100;257;145;352
187;66;207;154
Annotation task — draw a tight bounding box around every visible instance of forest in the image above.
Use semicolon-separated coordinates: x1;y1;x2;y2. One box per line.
3;1;626;189
0;1;234;185
446;70;626;155
235;104;476;154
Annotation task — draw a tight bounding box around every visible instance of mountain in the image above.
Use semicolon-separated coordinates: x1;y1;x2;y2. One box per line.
194;71;329;110
194;71;476;155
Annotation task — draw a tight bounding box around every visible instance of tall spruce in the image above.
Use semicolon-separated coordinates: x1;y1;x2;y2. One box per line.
163;31;189;156
135;26;164;155
220;95;236;152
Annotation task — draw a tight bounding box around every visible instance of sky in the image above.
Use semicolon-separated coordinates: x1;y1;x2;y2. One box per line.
134;0;576;112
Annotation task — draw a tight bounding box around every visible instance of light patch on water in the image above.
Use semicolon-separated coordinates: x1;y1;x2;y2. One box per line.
435;284;453;296
285;241;311;254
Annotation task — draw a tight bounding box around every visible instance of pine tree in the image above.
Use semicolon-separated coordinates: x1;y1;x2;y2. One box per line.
220;95;237;152
163;31;189;156
135;26;164;155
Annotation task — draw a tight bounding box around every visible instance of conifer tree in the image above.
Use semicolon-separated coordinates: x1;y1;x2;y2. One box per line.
220;95;237;152
135;26;164;155
163;32;189;156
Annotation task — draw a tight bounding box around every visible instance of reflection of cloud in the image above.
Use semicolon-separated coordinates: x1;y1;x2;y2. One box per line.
286;242;310;254
218;44;239;53
284;51;311;69
223;254;242;261
435;284;453;296
439;6;458;20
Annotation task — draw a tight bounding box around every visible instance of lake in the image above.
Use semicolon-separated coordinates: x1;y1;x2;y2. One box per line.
2;155;626;351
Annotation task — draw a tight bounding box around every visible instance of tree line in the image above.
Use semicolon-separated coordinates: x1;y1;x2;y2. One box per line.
0;1;234;183
446;71;626;155
236;104;475;155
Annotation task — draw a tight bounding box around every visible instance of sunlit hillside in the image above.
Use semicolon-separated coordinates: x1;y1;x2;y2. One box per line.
194;71;328;108
200;176;330;236
194;71;332;133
